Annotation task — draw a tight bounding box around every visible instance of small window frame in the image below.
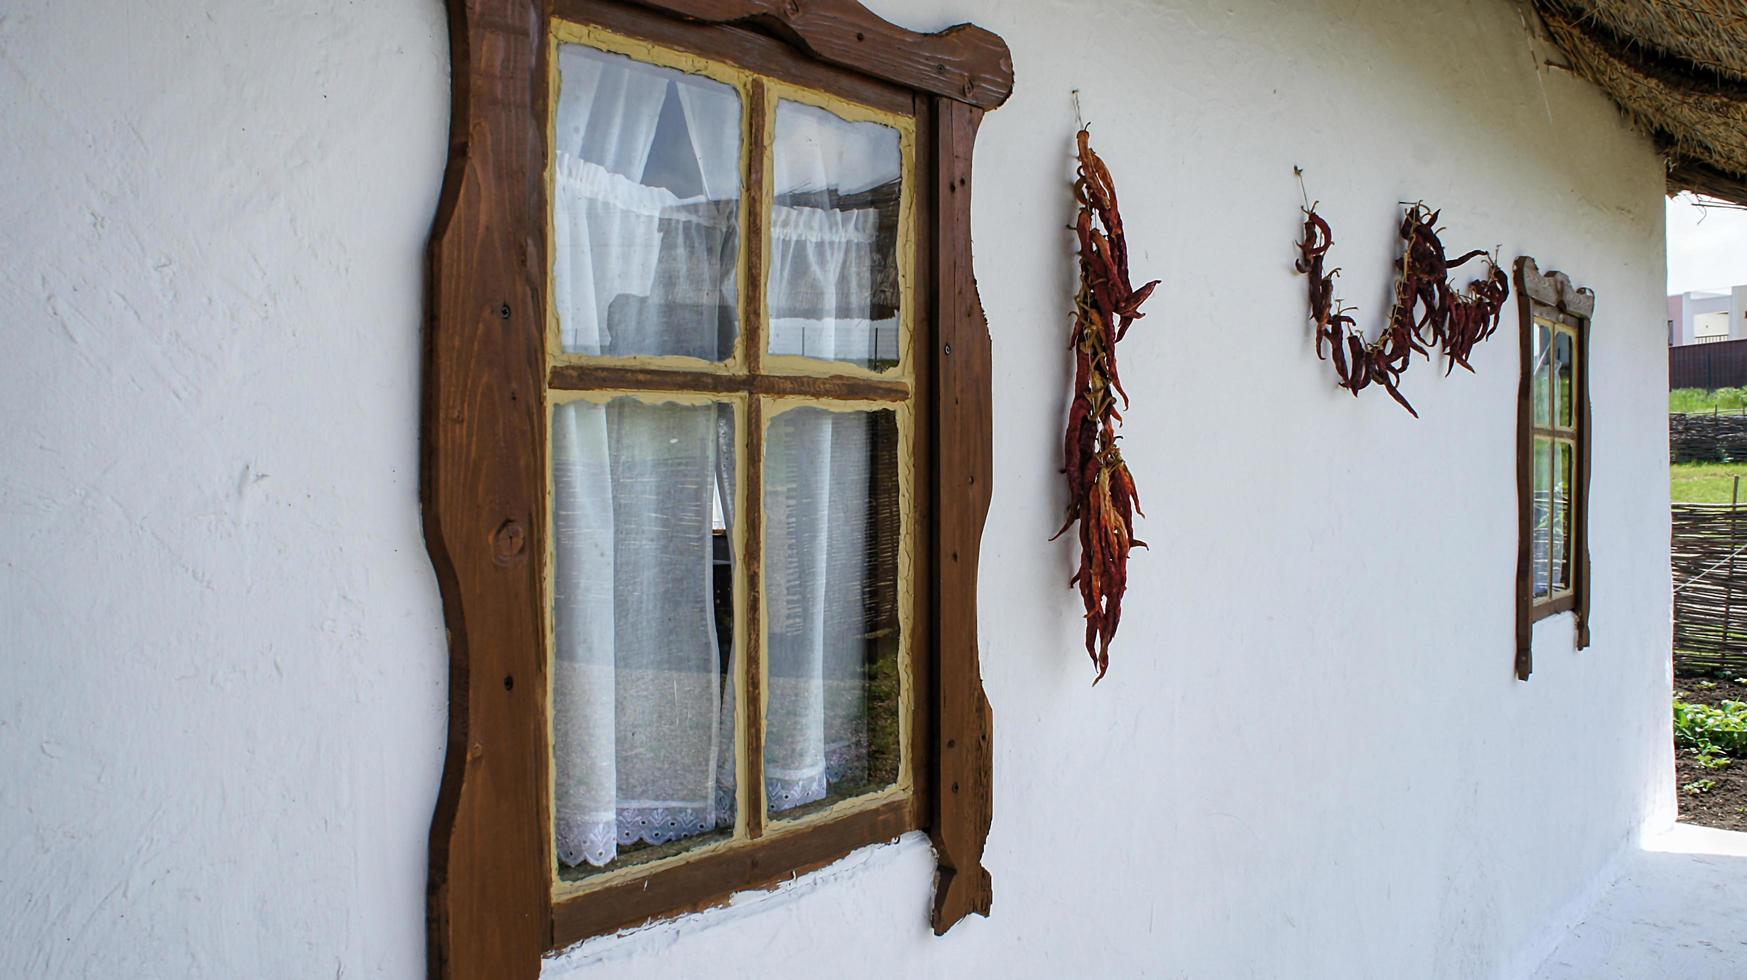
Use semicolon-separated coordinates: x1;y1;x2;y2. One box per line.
1513;256;1594;681
421;1;1012;975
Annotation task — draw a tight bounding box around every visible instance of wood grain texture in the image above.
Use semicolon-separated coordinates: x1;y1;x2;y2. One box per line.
424;0;551;977
547;364;911;400
905;89;937;836
1518;259;1595;318
622;0;1013;108
550;798;912;945
556;0;915;115
928;98;995;934
743;395;767;841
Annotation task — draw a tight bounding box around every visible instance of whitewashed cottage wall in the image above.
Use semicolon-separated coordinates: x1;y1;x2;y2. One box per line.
0;0;1672;978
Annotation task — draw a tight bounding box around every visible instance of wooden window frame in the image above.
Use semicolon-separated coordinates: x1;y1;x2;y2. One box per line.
1513;256;1594;681
421;1;1011;976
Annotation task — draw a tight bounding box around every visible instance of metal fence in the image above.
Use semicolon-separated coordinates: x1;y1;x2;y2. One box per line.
1671;337;1747;390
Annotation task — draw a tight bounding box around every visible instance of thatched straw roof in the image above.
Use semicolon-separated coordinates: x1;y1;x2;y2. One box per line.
1534;0;1747;203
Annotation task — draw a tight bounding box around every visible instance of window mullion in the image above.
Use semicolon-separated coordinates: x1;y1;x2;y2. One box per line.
740;77;770;840
744;77;769;375
741;395;767;839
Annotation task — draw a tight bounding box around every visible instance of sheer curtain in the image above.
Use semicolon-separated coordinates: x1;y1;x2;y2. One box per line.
763;407;876;812
550;44;741;869
550;48;905;867
766;98;900;369
767;206;885;365
759;100;900;815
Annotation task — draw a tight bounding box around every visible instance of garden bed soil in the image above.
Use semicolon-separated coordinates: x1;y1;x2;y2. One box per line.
1674;675;1747;833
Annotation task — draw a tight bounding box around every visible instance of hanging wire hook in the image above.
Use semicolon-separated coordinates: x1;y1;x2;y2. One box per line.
1071;88;1085;131
1294;165;1313;213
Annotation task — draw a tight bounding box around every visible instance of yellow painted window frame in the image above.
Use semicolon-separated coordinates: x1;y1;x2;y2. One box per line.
541;19;921;905
1530;314;1580;607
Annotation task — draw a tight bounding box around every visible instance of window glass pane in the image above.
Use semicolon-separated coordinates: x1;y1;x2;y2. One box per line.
763;406;901;819
550;396;739;878
1532;322;1551;428
1552;440;1574;592
1554;329;1575;430
767;100;903;371
1533;436;1551;599
553;43;741;360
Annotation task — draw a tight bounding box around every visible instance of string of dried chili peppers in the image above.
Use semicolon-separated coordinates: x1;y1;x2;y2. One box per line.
1294;180;1508;417
1055;127;1158;683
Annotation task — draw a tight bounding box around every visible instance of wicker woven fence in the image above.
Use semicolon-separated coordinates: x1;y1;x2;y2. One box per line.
1673;500;1747;674
1670;410;1747;463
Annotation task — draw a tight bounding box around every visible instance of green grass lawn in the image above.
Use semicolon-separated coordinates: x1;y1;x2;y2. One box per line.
1673;388;1747;415
1673;462;1747;504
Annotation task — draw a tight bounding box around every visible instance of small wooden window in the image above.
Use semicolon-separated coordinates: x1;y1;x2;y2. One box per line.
1514;257;1594;680
422;1;1011;976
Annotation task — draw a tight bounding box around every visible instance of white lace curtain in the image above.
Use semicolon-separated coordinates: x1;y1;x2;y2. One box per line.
767;98;899;368
550;43;896;869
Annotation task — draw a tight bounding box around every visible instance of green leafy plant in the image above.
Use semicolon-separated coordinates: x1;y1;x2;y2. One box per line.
1692;750;1733;770
1674;696;1747;758
1683;778;1718;796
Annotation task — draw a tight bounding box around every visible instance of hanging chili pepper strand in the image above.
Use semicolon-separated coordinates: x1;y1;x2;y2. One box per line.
1293;178;1508;416
1054;127;1158;683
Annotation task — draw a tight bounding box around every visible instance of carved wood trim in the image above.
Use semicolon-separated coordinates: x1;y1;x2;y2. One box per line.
622;0;1013;108
424;0;1006;972
1512;256;1595;681
928;98;994;933
423;1;551;977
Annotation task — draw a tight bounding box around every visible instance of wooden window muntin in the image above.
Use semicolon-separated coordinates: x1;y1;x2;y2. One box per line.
542;9;925;936
1529;314;1580;608
1513;257;1593;680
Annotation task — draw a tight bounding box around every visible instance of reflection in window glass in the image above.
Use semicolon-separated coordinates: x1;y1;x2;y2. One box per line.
550;396;739;879
768;100;903;371
1532;323;1551;428
762;407;901;818
1552;441;1573;592
1532;436;1551;598
552;44;742;360
1554;330;1574;430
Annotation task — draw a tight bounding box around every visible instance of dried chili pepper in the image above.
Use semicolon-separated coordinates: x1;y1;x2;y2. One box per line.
1293;179;1507;416
1055;127;1157;683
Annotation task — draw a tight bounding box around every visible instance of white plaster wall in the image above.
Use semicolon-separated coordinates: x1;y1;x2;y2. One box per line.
0;0;1672;978
0;3;450;977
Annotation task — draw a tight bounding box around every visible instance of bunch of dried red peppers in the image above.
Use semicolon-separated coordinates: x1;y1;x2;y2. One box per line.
1295;177;1508;417
1056;128;1158;683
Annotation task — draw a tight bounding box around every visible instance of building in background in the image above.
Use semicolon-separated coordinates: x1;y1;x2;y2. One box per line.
1670;286;1747;345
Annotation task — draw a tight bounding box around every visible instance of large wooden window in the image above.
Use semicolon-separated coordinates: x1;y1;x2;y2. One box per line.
1514;257;1594;680
422;2;1011;976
